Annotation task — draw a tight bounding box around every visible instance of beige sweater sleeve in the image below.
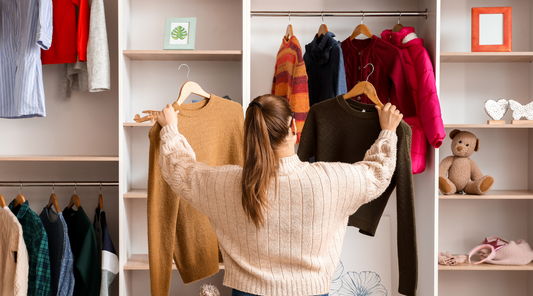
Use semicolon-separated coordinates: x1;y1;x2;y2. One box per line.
159;124;239;210
342;129;398;215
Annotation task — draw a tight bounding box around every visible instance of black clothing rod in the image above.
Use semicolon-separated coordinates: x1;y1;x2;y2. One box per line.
251;9;428;19
0;181;119;187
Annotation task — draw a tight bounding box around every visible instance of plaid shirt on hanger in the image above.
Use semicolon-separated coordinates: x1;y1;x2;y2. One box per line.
9;200;52;296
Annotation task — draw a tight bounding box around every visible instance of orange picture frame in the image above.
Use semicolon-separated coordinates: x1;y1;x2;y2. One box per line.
471;7;512;52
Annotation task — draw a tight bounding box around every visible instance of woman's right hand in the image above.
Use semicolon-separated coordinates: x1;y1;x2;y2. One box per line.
375;103;403;133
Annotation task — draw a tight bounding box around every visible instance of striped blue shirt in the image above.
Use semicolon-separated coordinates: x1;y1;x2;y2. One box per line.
0;0;53;118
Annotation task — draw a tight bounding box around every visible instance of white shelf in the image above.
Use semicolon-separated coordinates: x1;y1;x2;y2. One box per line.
123;254;225;270
0;156;119;161
444;124;533;129
441;52;533;63
439;190;533;200
123;50;242;61
439;262;533;271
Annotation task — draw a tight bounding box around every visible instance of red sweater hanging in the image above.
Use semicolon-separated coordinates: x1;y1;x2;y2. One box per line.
341;35;415;118
41;0;90;64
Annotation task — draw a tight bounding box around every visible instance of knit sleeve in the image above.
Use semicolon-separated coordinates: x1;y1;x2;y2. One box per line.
394;121;417;296
14;218;29;296
159;124;239;210
291;42;310;143
296;106;317;162
344;129;398;215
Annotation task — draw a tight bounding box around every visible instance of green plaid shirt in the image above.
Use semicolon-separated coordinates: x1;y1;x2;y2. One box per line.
9;200;51;296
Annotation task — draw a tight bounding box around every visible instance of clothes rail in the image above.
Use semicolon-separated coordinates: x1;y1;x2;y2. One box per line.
0;181;119;187
251;10;428;19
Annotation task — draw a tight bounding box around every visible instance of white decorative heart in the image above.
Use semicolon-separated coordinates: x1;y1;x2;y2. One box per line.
484;99;509;120
509;100;533;120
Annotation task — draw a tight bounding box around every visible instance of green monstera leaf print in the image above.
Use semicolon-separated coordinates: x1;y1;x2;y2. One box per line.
171;26;188;40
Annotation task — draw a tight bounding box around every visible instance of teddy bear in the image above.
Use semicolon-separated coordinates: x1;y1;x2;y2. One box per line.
439;129;494;195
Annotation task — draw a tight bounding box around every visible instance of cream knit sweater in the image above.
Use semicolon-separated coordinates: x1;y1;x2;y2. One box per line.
160;124;397;296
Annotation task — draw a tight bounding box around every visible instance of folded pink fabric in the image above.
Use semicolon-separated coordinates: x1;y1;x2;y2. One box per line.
438;251;467;266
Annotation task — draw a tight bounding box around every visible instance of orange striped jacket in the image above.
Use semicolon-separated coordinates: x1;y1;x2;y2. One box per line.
271;36;310;143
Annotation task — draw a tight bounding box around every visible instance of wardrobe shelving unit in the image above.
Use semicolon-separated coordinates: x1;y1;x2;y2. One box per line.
438;0;533;295
118;0;243;293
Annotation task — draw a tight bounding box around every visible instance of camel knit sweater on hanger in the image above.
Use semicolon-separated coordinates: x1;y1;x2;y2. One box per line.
147;95;244;296
159;123;397;296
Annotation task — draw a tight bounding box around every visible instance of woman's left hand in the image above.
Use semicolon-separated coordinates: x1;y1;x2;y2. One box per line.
157;104;179;127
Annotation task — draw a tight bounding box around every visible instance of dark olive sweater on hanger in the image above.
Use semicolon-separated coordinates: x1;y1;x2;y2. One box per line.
297;95;417;296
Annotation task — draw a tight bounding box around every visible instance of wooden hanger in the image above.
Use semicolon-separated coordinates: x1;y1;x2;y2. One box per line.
0;194;6;208
175;81;210;106
98;183;104;210
175;64;210;106
317;24;328;38
343;64;384;108
317;12;328;37
67;183;81;210
14;182;26;207
350;13;373;40
47;183;60;213
284;24;294;41
392;12;403;33
284;13;293;41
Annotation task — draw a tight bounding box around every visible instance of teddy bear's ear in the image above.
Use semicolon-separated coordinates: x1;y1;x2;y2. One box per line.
475;138;480;151
449;129;461;139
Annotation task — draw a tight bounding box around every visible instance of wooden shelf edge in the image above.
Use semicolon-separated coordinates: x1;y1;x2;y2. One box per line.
439;262;533;271
439;190;533;200
0;156;119;161
123;189;148;199
123;122;154;127
124;254;225;270
444;124;533;129
123;50;243;61
441;52;533;63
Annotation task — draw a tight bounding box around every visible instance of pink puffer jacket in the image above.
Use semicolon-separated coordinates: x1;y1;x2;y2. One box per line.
381;27;445;174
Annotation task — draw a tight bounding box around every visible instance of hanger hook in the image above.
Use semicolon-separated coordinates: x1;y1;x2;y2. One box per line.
178;64;190;82
74;181;77;195
100;182;102;194
398;11;402;24
288;12;291;24
364;63;375;82
52;181;55;194
361;12;365;24
19;181;22;194
322;11;324;23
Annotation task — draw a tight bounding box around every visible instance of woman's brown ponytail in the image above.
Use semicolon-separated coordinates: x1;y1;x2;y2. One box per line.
242;95;293;227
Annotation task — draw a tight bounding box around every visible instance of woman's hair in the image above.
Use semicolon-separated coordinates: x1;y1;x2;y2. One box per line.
242;94;294;227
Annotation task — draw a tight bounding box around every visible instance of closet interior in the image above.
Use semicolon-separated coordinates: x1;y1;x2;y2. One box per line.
4;0;532;294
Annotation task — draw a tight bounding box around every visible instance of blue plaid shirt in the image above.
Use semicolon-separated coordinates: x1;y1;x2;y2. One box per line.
9;200;51;295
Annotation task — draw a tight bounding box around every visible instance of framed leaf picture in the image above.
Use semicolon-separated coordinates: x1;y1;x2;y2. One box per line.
164;17;196;50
